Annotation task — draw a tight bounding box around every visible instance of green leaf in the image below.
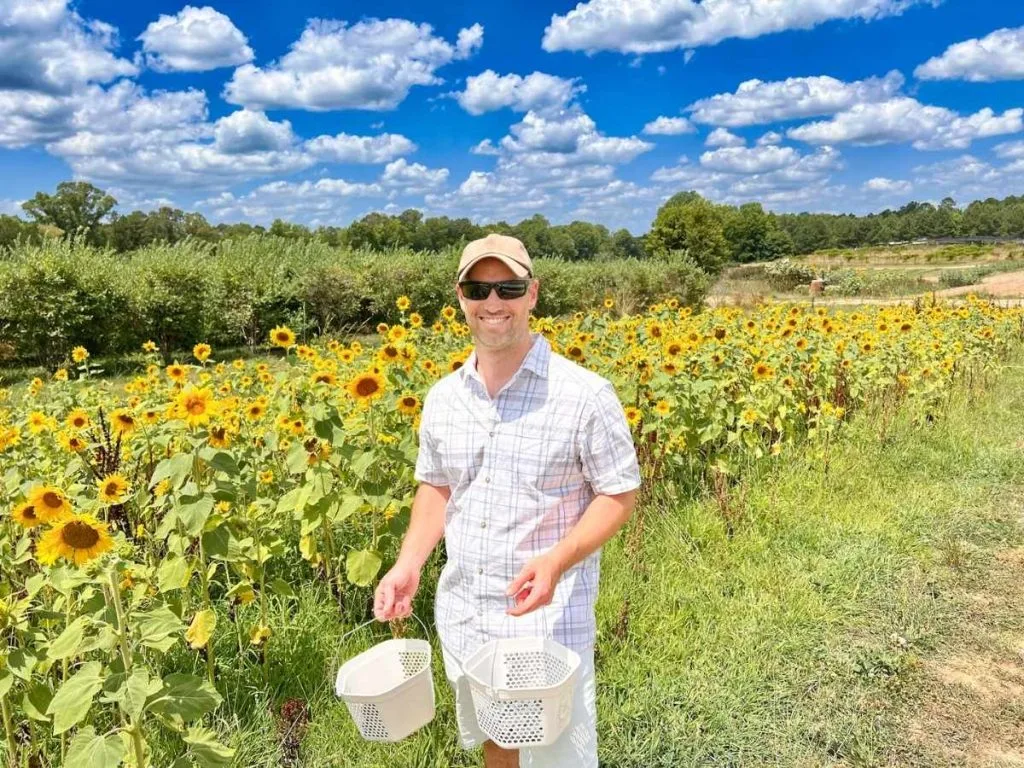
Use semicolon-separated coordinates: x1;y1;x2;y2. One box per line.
184;725;235;767
47;661;104;735
177;495;214;537
117;666;161;721
22;683;53;722
350;452;375;479
346;549;382;587
137;605;185;651
332;494;363;523
199;448;239;476
149;673;222;722
157;555;192;593
151;453;193;490
47;616;89;661
0;669;13;699
286;442;309;475
7;649;37;681
202;526;251;562
65;726;126;768
268;578;296;598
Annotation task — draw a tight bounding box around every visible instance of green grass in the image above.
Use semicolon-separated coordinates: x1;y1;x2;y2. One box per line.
144;355;1024;767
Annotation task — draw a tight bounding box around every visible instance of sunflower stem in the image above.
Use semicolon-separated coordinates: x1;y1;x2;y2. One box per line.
1;693;17;768
197;540;215;686
107;570;148;768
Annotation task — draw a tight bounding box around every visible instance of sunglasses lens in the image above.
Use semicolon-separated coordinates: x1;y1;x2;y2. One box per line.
463;283;490;300
497;282;528;299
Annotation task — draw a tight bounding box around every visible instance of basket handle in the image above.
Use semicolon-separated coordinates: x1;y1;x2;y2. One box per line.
338;612;432;645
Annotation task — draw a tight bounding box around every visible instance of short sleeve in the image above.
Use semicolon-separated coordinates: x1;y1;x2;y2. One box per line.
579;381;641;496
414;387;448;487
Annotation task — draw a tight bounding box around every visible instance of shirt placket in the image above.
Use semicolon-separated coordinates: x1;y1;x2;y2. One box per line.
472;373;519;648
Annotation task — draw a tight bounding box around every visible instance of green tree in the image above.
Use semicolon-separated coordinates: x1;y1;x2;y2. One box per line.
22;182;116;245
648;193;729;273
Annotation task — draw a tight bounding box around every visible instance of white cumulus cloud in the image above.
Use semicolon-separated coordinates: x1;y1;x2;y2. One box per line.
787;98;1024;150
223;17;484;111
705;127;745;147
305;132;416;163
862;177;912;193
212;109;295;154
915;26;1024;82
642;116;696;135
542;0;934;54
138;5;254;72
687;70;904;126
699;144;800;173
452;70;584;115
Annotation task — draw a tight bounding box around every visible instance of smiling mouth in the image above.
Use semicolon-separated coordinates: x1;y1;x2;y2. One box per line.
480;316;510;325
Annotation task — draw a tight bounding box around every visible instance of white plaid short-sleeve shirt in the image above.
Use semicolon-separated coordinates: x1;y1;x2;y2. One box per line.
414;332;641;665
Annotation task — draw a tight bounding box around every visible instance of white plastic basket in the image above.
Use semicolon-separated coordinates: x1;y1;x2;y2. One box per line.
462;636;580;749
335;635;435;742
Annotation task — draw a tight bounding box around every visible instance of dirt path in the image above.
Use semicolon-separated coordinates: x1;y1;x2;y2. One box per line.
889;511;1024;767
935;269;1024;298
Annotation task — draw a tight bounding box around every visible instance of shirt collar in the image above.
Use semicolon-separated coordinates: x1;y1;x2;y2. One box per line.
462;332;550;387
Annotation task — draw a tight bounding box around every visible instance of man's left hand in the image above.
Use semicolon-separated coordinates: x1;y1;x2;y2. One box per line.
505;553;566;617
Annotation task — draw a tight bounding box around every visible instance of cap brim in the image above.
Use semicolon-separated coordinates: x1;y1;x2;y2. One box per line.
457;253;531;281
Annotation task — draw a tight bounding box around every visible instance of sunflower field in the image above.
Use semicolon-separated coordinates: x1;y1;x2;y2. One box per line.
0;294;1022;767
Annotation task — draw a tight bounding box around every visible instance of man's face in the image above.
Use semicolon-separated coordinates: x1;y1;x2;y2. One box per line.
456;258;538;353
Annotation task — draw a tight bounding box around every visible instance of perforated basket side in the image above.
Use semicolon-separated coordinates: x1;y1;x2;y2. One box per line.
347;701;391;741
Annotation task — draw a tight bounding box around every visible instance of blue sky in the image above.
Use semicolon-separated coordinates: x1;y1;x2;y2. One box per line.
1;0;1022;233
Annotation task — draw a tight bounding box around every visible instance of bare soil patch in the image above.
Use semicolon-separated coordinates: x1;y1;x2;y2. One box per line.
936;270;1024;298
892;544;1024;766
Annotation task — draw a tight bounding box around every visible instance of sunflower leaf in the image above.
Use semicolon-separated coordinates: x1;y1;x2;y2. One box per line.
148;673;222;723
65;726;125;768
184;725;235;767
46;616;90;661
150;453;193;490
176;495;214;538
48;660;104;734
346;549;382;587
157;555;192;593
185;610;216;650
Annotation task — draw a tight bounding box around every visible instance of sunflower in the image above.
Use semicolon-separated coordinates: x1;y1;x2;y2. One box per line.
11;501;42;529
208;425;232;448
289;419;305;436
193;343;212;363
71;346;89;363
623;406;642;427
27;485;72;522
58;431;87;453
110;409;137;436
377;344;401;363
346;370;386;403
175;386;217;428
441;305;457;322
141;408;161;425
53;368;68;382
655;399;672;417
246;401;266;421
269;326;296;348
752;361;774;381
310;371;337;386
166;362;188;384
258;470;274;485
98;474;130;505
396;295;411;311
409;312;424;328
338;349;355;364
397;394;421;415
66;408;90;430
388;325;408;342
142;340;159;353
36;514;113;567
565;344;585;361
376;323;389;335
603;297;614;309
27;411;50;434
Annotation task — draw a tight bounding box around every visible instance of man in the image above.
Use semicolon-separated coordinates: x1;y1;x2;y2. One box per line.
374;233;640;767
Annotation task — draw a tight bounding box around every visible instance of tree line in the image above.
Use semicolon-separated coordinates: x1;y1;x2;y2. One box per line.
2;182;1023;272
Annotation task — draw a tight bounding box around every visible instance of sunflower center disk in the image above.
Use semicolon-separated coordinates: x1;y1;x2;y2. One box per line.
62;521;100;549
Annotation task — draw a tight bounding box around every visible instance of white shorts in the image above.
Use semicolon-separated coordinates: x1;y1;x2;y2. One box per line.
440;644;598;767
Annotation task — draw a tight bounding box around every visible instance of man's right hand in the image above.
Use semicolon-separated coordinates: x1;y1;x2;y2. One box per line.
373;560;421;621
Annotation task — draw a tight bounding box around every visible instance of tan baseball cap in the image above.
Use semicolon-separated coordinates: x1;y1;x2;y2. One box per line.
457;233;533;281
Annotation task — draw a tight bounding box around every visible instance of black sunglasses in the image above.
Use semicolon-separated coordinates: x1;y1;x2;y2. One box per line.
458;279;531;301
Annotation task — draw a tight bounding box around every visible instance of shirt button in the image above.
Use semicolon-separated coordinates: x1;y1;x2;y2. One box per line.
484;476;491;483
478;567;483;575
489;430;495;437
480;521;487;528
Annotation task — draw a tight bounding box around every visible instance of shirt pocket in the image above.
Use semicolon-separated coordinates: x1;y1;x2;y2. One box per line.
514;421;580;495
435;430;483;488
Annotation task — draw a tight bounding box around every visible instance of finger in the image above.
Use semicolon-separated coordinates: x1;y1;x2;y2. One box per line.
507;586;547;617
376;581;395;621
396;595;412;618
506;565;534;597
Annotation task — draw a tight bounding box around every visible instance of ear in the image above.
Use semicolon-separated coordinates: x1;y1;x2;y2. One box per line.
528;278;539;311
